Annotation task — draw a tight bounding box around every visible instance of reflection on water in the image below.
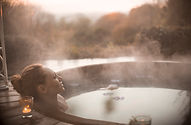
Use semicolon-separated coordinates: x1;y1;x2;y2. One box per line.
66;88;190;125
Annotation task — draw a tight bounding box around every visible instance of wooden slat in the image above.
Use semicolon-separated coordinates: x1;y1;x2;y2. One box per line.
2;111;46;125
3;114;41;125
0;101;20;111
0;86;73;125
2;114;31;125
2;106;22;118
32;117;60;125
0;91;19;97
55;122;73;125
0;95;20;103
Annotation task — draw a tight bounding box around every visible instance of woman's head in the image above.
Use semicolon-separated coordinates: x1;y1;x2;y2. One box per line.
11;64;65;99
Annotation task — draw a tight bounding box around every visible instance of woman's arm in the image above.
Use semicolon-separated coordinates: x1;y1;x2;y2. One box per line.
45;109;127;125
35;95;127;125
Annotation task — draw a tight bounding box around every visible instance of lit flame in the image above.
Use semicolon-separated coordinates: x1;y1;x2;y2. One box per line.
22;105;31;113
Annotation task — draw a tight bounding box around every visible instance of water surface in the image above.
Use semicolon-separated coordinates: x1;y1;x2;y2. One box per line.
66;88;190;125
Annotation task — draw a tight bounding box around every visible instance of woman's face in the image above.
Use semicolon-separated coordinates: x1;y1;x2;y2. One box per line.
43;68;65;95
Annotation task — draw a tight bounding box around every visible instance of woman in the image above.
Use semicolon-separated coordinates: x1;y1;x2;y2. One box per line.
11;64;126;125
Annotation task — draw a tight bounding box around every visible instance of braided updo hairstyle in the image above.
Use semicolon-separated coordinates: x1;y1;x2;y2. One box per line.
11;64;47;99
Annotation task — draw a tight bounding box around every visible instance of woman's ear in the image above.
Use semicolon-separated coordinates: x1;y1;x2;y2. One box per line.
37;84;47;94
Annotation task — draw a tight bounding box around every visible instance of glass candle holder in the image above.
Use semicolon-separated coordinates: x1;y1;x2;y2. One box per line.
20;96;33;118
133;115;152;125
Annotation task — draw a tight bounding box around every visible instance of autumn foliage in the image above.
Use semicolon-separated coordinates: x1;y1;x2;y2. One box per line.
1;0;191;74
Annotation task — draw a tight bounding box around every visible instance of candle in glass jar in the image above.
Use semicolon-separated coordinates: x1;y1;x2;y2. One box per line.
133;115;151;125
22;105;31;113
20;96;33;118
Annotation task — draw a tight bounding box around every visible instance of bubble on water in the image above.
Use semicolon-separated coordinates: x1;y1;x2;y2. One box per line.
103;92;114;96
112;96;125;101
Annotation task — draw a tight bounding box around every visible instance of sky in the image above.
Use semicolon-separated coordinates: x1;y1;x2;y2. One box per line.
29;0;154;16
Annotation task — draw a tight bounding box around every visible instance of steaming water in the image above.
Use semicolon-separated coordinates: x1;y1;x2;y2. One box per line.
43;57;191;124
66;88;190;125
43;56;183;72
43;57;135;72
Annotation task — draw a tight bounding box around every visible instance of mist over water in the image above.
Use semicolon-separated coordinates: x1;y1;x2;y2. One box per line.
43;57;136;72
2;0;191;125
43;56;191;72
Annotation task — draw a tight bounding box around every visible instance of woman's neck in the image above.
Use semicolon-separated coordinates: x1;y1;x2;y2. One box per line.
35;94;59;112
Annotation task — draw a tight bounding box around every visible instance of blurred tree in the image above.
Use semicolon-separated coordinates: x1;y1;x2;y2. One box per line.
2;1;50;74
112;24;139;45
138;27;191;56
111;4;163;45
32;12;56;46
167;0;191;26
94;12;127;45
3;2;38;36
95;12;127;32
5;36;45;75
167;0;191;27
69;15;94;46
127;4;163;28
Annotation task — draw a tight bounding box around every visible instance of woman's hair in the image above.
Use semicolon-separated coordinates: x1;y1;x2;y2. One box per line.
11;64;46;98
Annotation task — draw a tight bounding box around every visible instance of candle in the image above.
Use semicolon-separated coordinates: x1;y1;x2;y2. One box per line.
22;105;31;113
130;115;151;125
20;96;33;118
